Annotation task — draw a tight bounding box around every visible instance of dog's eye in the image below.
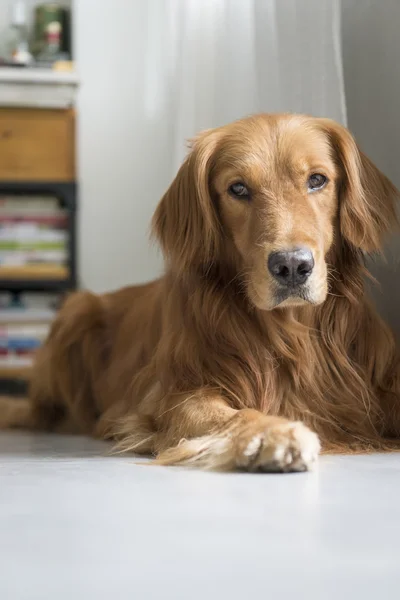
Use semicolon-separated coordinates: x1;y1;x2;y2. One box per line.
308;173;327;192
228;182;250;199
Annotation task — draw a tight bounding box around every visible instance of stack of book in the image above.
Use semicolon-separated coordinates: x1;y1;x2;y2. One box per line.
0;196;69;280
0;306;55;377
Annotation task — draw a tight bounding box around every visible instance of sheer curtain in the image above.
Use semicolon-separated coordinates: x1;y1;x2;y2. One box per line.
155;0;347;169
75;0;346;292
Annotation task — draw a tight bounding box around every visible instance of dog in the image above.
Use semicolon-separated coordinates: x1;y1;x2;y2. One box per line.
1;113;400;472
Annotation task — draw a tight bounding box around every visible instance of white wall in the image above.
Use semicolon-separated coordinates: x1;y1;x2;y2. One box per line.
342;0;400;337
74;1;166;293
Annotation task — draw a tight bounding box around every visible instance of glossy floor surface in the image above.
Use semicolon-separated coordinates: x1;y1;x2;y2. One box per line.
0;431;399;599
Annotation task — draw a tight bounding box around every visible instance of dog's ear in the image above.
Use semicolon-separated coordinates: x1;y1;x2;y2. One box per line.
152;129;222;273
319;119;399;252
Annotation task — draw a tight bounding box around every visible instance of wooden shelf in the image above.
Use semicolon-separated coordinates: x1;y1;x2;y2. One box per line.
0;67;79;110
0;365;31;380
0;67;78;85
0;279;70;292
0;265;69;279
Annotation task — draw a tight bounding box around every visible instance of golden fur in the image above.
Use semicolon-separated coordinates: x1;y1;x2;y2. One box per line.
1;114;400;472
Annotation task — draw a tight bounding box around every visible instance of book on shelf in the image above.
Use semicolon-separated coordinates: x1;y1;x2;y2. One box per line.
0;192;69;378
0;241;67;249
0;355;34;369
0;323;50;342
0;306;56;374
0;307;56;323
0;195;70;280
0;215;68;226
0;196;64;214
0;265;68;279
0;226;67;240
0;250;67;265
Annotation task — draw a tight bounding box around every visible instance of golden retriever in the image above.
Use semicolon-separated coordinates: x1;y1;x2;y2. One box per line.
1;113;400;472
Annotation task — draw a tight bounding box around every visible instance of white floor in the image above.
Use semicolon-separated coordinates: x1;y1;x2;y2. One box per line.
1;431;399;600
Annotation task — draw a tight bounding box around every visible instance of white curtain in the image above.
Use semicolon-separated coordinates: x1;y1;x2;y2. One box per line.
142;0;346;170
75;0;346;292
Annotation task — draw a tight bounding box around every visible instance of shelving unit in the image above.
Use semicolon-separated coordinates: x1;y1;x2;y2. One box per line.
0;69;78;393
0;181;77;292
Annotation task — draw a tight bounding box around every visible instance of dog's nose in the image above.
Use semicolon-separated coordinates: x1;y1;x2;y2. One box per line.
268;248;314;286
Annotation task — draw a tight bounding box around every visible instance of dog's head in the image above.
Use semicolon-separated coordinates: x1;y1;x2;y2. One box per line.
153;114;399;310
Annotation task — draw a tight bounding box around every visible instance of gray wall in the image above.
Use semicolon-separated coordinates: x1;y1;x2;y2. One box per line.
342;0;400;338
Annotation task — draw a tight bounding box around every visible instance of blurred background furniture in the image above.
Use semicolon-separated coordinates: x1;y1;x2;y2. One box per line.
0;66;78;393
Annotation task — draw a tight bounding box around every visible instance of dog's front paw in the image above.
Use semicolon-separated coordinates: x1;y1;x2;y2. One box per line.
235;420;320;472
154;414;320;473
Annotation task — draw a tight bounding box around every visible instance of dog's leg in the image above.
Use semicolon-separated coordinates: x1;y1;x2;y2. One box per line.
150;394;320;472
0;395;71;432
0;396;34;429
